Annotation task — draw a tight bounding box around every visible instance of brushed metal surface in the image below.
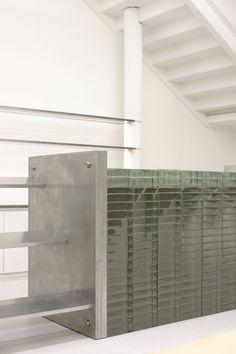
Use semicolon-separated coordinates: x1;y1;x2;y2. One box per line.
29;151;107;339
0;205;28;210
0;231;68;248
0;291;92;322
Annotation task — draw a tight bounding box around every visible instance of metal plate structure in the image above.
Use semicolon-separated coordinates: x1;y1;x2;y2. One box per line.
28;151;107;339
0;291;92;322
0;231;68;248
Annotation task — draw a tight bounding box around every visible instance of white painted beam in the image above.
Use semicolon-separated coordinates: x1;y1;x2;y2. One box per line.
184;84;236;98
188;0;236;61
195;92;236;113
150;34;220;67
140;0;187;27
207;113;236;125
166;53;235;82
101;0;153;16
181;72;236;98
143;17;204;51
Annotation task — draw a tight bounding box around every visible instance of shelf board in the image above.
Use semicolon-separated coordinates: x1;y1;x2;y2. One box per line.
0;177;45;188
0;291;92;322
0;205;28;210
0;231;68;248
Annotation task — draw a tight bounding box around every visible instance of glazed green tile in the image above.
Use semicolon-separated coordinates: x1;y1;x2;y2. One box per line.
107;168;236;336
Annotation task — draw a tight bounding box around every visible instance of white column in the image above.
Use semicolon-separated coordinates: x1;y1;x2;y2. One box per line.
123;7;143;168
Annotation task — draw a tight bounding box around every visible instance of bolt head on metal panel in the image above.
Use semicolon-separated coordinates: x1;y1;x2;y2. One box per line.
85;320;91;327
85;161;92;168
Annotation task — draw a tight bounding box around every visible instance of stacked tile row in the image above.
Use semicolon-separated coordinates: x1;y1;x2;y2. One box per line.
107;169;236;336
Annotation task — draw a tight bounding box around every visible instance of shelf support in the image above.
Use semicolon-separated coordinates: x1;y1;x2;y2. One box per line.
0;231;68;248
0;177;45;188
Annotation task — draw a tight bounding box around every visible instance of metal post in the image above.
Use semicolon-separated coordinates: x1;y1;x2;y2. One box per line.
123;7;143;168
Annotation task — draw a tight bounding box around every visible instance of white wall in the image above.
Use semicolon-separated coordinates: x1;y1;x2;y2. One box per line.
0;0;124;279
0;0;124;171
0;0;123;116
142;65;236;171
1;0;236;282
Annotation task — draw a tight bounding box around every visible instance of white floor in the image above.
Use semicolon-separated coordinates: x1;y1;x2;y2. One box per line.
1;275;236;354
0;310;236;354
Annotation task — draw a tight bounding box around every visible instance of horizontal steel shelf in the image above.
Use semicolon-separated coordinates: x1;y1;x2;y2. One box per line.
0;291;92;322
0;205;28;210
0;231;68;248
0;177;45;188
0;138;136;150
0;104;136;123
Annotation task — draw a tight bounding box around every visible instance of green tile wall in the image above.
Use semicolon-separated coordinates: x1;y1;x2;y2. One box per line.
107;169;236;336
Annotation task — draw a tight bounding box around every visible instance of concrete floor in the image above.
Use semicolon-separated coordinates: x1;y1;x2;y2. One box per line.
0;310;236;354
0;274;236;354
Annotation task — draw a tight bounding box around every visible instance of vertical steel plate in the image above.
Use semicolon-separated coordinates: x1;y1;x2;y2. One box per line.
29;151;107;339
